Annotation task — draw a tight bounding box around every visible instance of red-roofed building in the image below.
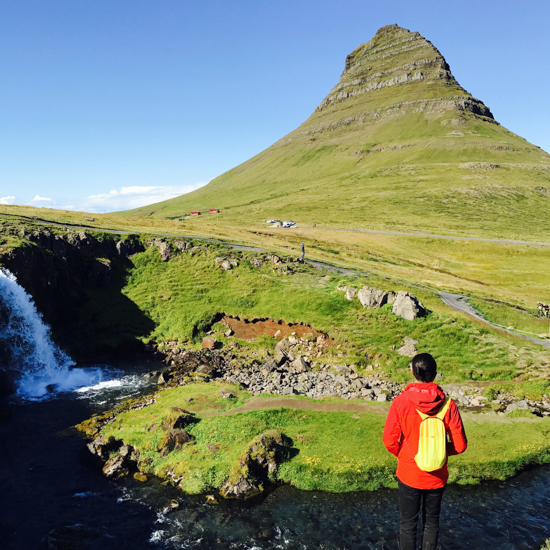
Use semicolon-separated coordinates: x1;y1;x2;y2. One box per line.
209;208;220;214
190;211;201;216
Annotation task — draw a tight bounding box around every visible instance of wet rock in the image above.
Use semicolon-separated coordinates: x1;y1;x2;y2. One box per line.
134;472;148;482
103;454;131;478
206;495;219;504
392;292;427;321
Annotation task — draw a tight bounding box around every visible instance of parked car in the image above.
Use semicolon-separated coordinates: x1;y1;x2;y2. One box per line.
282;221;296;228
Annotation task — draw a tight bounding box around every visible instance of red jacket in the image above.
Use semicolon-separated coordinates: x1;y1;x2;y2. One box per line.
383;382;467;489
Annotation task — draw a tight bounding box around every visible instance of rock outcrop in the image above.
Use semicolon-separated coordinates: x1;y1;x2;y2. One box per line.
358;286;395;308
220;430;290;499
392;292;427;321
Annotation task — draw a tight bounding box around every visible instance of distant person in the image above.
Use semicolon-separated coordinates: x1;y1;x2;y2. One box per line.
300;241;305;260
383;353;467;550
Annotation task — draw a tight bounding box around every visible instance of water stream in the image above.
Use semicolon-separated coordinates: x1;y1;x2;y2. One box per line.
1;270;550;549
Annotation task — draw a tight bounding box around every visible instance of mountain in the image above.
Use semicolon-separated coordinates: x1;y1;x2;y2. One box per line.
124;24;550;239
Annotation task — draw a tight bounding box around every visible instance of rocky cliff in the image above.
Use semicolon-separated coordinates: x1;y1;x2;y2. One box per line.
0;223;150;359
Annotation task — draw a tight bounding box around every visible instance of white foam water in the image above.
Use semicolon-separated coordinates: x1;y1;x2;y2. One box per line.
0;268;104;399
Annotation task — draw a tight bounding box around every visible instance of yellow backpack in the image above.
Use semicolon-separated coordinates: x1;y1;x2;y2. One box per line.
413;397;452;472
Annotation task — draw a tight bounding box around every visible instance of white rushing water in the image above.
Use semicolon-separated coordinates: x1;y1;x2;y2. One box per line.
0;268;104;399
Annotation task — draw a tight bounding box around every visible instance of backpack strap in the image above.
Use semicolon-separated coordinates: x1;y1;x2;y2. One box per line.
416;396;450;420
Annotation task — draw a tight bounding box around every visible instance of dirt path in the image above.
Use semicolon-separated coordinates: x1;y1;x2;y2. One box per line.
201;396;388;417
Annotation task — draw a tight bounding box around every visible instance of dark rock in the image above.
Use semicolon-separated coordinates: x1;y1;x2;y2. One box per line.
0;369;17;396
158;429;193;456
161;411;196;430
102;454;131;478
87;435;122;461
220;430;290;499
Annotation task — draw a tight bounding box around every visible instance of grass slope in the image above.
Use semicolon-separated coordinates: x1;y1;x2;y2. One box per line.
121;243;550;383
123;26;550;241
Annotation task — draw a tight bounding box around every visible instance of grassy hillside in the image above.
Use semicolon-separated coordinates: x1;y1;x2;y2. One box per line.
122;25;550;240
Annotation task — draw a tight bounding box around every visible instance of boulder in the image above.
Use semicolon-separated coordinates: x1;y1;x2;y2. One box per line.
392;292;427;321
202;337;219;349
250;257;263;268
158;429;193;456
505;399;529;414
87;435;122;461
357;286;390;309
220;430;290;499
221;260;233;271
161;411;196;430
344;287;357;301
103;454;130;478
291;356;309;373
274;339;290;363
397;336;418;358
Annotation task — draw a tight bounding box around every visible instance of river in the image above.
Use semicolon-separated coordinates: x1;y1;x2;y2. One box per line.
1;369;550;550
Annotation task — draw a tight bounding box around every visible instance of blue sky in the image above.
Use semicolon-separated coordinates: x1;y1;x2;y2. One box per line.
0;0;548;212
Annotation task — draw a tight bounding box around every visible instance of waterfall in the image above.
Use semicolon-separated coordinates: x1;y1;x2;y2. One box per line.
0;268;103;399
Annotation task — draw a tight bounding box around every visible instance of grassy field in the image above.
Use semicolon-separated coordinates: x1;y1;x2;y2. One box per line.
92;381;550;495
2;207;550;313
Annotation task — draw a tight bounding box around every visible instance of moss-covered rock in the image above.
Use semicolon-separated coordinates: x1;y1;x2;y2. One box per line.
220;430;291;499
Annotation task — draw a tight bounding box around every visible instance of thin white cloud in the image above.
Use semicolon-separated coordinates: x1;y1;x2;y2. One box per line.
0;196;16;205
31;195;53;202
81;183;207;212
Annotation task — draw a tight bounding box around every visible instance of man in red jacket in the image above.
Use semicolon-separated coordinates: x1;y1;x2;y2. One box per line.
383;353;467;550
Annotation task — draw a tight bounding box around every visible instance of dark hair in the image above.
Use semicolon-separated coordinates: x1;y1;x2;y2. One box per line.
412;353;437;383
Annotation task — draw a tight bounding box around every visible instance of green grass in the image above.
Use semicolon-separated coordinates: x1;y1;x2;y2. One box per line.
471;299;550;336
97;382;550;494
119;242;550;382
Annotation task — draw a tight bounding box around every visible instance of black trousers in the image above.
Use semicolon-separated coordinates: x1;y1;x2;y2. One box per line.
398;479;445;550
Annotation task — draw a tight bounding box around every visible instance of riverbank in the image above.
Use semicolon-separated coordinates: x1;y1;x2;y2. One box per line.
77;376;550;498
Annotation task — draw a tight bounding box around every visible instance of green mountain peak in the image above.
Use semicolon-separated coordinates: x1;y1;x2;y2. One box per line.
124;25;550;240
